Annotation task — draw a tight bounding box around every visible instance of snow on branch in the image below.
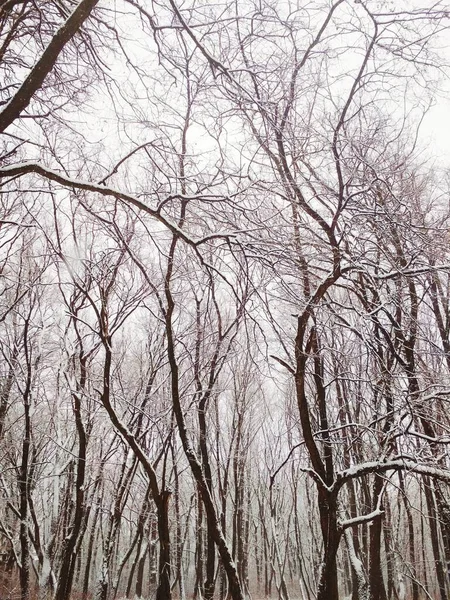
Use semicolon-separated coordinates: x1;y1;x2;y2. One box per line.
338;509;384;531
0;161;199;245
335;459;450;491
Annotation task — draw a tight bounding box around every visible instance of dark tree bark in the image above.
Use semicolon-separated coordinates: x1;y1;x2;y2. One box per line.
0;0;99;132
295;323;341;600
155;490;172;600
54;355;88;600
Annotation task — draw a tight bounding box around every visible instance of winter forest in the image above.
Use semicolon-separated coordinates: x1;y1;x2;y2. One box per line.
2;1;450;600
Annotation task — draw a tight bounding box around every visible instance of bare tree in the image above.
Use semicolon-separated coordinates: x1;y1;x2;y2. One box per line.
0;2;450;600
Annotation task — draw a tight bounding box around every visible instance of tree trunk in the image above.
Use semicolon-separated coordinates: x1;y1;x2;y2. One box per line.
155;491;172;600
316;489;340;600
19;396;31;600
82;502;100;600
368;476;387;600
165;248;244;600
423;477;448;600
54;373;87;600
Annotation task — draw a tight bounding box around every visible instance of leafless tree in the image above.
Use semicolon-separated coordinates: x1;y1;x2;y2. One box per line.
0;2;450;600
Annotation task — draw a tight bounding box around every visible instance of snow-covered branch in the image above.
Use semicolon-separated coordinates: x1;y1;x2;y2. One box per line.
0;162;198;245
335;459;450;490
339;509;384;531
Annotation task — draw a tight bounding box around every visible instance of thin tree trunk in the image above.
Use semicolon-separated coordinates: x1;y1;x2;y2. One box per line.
368;476;387;600
54;356;88;600
398;472;419;600
19;379;31;600
165;229;244;600
82;501;100;600
98;323;172;600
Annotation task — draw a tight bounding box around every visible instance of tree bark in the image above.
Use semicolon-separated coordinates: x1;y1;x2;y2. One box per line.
0;0;99;132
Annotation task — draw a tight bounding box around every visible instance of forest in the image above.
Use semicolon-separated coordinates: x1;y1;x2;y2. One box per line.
1;1;450;600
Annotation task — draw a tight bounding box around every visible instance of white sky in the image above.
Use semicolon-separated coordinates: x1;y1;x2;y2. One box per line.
422;92;450;167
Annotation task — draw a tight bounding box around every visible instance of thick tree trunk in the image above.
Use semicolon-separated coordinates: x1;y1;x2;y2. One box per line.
155;491;172;600
316;489;340;600
382;500;394;600
345;529;369;600
368;514;387;600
